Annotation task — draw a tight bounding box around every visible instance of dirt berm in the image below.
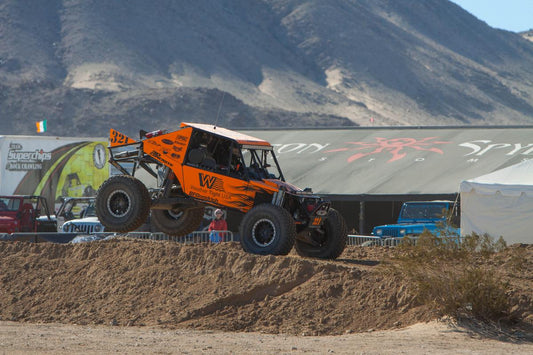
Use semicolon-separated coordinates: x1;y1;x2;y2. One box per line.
0;239;531;337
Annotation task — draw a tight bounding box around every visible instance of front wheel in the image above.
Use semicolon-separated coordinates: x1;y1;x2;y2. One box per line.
95;175;151;232
151;207;204;236
295;208;347;259
239;204;296;255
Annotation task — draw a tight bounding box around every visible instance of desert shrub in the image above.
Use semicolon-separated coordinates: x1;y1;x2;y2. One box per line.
389;232;511;322
507;246;528;272
396;229;463;262
462;233;507;256
413;266;509;320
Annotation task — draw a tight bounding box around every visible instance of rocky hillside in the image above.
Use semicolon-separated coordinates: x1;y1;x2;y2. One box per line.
1;0;533;137
523;30;533;42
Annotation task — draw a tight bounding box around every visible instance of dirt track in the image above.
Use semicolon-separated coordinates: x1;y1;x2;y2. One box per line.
1;319;532;354
0;239;531;353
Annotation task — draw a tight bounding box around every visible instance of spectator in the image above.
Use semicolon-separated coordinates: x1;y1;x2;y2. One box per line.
208;209;227;242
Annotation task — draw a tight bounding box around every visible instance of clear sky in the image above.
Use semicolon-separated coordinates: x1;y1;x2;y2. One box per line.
450;0;533;32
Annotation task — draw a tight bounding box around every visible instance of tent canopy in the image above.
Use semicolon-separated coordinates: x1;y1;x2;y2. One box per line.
243;126;533;198
460;159;533;197
460;159;533;244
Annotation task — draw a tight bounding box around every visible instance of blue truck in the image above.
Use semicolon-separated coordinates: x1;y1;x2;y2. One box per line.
372;200;459;239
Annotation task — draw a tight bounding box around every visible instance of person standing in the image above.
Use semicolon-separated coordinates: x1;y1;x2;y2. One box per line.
208;209;228;242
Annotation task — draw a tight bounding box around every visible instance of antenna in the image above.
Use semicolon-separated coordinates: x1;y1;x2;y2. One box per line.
214;91;226;129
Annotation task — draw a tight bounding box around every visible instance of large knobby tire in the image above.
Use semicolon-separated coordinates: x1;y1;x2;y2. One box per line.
151;207;204;236
295;208;347;259
239;204;296;256
96;175;151;232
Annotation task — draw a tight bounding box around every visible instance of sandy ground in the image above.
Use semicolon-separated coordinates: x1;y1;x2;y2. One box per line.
0;240;531;354
1;320;532;355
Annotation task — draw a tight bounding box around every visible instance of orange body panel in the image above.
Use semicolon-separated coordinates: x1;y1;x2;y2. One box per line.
143;127;192;174
181;166;278;212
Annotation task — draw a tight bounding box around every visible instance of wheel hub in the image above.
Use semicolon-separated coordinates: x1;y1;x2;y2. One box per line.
107;189;131;218
252;218;276;247
167;209;184;220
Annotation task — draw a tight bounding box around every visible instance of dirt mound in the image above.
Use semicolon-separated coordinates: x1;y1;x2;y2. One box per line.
0;240;531;336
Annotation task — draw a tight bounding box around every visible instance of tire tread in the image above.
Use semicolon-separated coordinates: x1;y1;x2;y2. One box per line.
96;175;150;232
240;204;296;256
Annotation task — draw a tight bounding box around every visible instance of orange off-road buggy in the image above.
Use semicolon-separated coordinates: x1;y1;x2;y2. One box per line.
95;122;347;259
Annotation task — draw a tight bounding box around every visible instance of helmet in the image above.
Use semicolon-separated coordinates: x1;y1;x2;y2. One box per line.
214;209;223;215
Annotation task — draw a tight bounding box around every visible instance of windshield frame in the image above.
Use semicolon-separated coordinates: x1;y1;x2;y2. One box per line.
240;146;285;181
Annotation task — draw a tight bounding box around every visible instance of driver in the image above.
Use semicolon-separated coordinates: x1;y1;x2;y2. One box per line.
230;147;244;175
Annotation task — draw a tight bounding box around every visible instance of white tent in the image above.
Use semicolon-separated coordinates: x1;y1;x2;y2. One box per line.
460;159;533;245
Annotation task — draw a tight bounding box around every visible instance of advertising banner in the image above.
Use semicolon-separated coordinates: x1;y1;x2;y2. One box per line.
0;136;109;209
242;127;533;196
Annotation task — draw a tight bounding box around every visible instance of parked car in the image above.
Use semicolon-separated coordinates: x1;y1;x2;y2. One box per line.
372;200;459;239
0;195;56;233
56;197;105;234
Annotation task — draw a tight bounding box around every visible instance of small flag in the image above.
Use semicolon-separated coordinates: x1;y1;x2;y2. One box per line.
36;120;47;133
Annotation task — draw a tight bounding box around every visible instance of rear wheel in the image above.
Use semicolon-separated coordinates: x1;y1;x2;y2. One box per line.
96;175;151;232
239;204;296;255
151;207;205;236
295;208;347;259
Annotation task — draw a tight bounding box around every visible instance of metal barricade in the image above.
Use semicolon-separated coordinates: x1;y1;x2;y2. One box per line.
0;230;235;244
382;237;410;246
347;235;382;246
2;231;463;247
125;230;235;244
348;235;464;247
125;232;169;240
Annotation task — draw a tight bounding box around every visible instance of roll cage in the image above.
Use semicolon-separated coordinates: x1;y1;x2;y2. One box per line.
107;126;285;184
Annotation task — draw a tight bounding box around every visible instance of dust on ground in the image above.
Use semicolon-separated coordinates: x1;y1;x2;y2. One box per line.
1;319;532;354
0;239;531;353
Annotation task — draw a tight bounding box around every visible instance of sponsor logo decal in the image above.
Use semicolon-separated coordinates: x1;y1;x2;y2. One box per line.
326;137;450;162
189;190;219;204
93;144;106;169
6;142;53;171
271;137;533;164
199;173;224;191
150;150;173;166
175;135;188;143
459;141;533;156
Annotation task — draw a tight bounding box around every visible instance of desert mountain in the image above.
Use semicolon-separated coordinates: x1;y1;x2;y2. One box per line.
522;30;533;42
1;0;533;137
